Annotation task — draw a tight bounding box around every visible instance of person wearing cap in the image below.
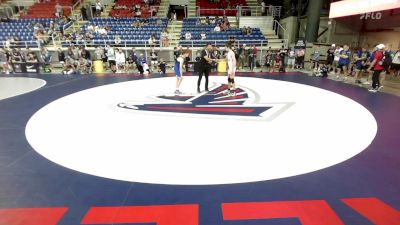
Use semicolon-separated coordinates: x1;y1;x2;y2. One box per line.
367;44;385;92
326;44;335;72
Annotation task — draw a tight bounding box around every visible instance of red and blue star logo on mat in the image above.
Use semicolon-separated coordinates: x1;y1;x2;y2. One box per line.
117;83;293;119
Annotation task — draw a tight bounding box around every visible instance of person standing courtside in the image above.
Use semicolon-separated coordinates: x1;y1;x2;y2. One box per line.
368;44;386;92
197;43;216;93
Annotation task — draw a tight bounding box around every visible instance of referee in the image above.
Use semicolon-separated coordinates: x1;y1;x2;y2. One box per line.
197;43;215;93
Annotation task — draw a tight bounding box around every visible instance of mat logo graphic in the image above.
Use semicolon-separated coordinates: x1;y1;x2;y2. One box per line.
0;197;398;225
117;83;293;119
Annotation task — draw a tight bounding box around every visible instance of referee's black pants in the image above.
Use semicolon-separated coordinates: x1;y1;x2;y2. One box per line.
198;67;210;91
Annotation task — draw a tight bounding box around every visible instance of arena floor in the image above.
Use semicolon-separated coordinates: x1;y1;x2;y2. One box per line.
0;72;399;225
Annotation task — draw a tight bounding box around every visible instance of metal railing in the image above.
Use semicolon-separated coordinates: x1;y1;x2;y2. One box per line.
1;6;14;18
195;7;239;17
1;35;58;49
149;5;160;18
195;6;282;18
273;20;288;48
238;6;281;17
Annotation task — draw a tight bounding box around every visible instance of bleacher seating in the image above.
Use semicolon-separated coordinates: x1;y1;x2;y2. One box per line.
20;0;76;19
196;0;248;16
109;0;160;18
0;18;58;48
63;17;168;47
179;18;266;47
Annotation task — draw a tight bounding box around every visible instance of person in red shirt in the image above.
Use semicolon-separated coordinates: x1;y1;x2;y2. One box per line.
368;44;385;92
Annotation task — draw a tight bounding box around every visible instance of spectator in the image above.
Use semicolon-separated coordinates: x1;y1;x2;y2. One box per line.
106;45;116;73
261;1;266;16
98;26;107;36
81;6;88;21
333;45;341;74
35;31;47;47
95;0;102;17
200;31;206;40
128;48;138;72
87;24;94;32
160;28;169;47
72;44;80;60
326;44;335;72
311;45;320;70
94;46;104;61
278;47;286;72
148;34;157;47
58;48;65;67
214;24;221;32
205;16;211;25
367;44;386;92
241;26;247;35
353;47;370;84
11;48;23;63
0;48;10;74
246;26;252;35
262;49;274;72
391;48;400;78
115;48;126;73
252;45;258;70
135;8;142;17
149;47;158;72
338;44;351;79
132;20;141;28
185;32;192;40
137;53;147;74
238;44;246;70
80;46;91;60
248;46;255;71
40;47;52;72
158;58;166;75
115;35;122;46
156;18;163;26
172;10;177;21
26;52;38;63
287;47;295;70
55;1;63;18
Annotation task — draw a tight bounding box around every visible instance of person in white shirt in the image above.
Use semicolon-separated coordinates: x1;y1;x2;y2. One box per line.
114;35;121;45
200;32;206;40
261;1;266;16
148;35;156;47
87;24;94;32
115;48;126;73
214;25;221;32
185;32;192;40
333;46;342;75
98;26;107;36
287;48;295;69
95;0;102;17
106;45;116;73
391;49;400;78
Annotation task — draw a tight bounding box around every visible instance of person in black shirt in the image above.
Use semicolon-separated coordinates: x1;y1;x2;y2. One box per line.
278;47;286;73
158;58;166;75
80;46;91;60
58;48;66;67
326;44;335;72
197;43;216;93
